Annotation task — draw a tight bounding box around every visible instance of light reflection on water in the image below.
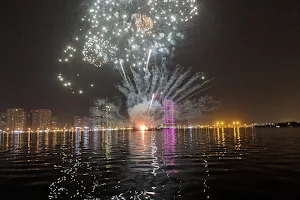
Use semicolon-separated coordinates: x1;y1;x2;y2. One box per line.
0;128;300;199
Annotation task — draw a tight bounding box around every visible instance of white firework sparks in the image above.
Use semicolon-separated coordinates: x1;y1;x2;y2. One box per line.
116;60;215;126
56;0;214;125
59;0;198;68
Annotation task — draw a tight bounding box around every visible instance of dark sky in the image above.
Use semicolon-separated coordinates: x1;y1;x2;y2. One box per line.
1;0;300;123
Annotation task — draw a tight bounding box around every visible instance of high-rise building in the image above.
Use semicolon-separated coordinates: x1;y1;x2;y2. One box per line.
6;108;26;131
50;116;58;130
26;110;39;131
1;113;7;122
38;109;51;130
82;116;90;128
57;121;69;130
163;98;175;126
73;116;82;128
0;112;7;130
90;98;116;130
74;116;90;129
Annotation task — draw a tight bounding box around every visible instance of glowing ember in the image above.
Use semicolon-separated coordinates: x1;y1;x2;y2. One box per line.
135;14;153;34
139;125;148;131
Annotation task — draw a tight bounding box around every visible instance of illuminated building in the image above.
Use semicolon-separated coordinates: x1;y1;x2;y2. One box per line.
163;98;175;127
90;98;115;129
57;121;70;130
73;116;89;129
73;116;82;128
82;116;90;128
6;108;25;131
1;113;7;122
26;110;39;131
103;105;112;128
50;116;58;130
38;109;52;130
0;112;7;130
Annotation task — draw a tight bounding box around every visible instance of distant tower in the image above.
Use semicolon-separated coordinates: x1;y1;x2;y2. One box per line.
163;98;175;127
6;108;25;131
27;110;39;131
38;109;52;130
90;98;113;130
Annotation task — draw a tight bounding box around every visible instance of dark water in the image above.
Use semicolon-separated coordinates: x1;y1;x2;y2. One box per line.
1;128;300;199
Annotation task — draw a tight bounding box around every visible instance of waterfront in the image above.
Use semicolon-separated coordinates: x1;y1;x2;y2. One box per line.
1;128;300;199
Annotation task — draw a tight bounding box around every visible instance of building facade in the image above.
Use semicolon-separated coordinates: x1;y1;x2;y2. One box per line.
82;116;90;128
50;116;58;130
90;98;114;130
6;108;26;131
163;98;175;126
73;116;90;129
26;110;39;131
73;116;82;128
38;109;52;130
0;112;7;130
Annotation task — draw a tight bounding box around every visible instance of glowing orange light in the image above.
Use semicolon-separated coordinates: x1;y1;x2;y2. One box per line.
135;14;153;34
139;125;148;131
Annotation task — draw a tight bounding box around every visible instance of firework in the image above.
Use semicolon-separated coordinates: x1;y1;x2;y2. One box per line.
116;62;215;126
148;93;155;114
56;0;211;124
135;14;153;34
59;0;198;68
57;72;95;95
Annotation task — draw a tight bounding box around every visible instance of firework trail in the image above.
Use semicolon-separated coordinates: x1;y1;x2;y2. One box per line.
146;49;152;69
148;93;155;114
116;62;215;126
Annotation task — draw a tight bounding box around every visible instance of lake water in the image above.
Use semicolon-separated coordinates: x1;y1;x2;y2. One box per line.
0;128;300;199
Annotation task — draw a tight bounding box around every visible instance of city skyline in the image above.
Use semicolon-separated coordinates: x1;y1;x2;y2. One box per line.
0;97;124;131
0;103;299;131
1;0;300;123
1;1;299;199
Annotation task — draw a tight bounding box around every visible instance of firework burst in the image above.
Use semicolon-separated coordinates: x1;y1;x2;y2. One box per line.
135;14;153;34
59;0;198;68
56;0;214;125
116;61;215;126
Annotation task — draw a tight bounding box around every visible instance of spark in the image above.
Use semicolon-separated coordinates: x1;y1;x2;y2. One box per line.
148;93;155;114
116;62;215;125
119;60;128;82
146;49;152;69
58;0;198;69
135;14;153;34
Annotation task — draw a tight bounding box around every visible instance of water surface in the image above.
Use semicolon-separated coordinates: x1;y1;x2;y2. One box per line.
0;128;300;199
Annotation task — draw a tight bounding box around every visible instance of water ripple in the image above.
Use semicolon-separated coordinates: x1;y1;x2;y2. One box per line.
1;128;300;199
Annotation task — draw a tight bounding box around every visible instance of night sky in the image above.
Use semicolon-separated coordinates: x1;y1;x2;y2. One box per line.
1;0;300;124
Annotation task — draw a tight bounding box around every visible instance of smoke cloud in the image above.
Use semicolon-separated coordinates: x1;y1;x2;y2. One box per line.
128;100;164;128
128;101;150;128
